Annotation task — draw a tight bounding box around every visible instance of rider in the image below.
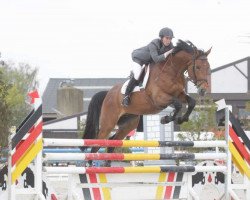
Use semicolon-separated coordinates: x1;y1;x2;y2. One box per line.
122;27;175;107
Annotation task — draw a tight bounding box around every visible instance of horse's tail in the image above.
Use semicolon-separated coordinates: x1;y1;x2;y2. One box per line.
83;91;108;140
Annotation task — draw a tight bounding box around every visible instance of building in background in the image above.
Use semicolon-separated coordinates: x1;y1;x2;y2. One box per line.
42;78;126;121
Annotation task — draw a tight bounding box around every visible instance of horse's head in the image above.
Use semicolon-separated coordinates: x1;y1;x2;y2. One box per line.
172;40;211;96
187;48;211;96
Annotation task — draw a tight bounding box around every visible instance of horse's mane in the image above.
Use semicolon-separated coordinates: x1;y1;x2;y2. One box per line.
172;40;205;56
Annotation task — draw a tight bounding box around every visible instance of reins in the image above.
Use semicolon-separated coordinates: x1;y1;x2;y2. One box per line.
154;53;174;82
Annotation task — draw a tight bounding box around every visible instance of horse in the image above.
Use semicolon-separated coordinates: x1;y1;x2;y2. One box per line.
82;40;211;166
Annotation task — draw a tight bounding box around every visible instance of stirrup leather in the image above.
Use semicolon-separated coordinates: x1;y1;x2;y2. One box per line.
122;95;131;107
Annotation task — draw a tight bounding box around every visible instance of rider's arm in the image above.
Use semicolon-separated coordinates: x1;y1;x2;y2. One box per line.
148;40;166;63
148;39;172;63
164;49;173;58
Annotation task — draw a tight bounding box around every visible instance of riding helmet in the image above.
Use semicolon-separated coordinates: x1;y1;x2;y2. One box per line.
159;27;174;38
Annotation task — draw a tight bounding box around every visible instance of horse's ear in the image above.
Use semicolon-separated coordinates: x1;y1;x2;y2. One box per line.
205;47;212;56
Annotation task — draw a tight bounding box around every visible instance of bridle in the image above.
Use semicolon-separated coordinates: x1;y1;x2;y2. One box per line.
188;52;208;87
155;47;209;87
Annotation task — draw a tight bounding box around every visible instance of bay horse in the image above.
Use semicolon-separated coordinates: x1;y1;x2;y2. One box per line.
82;40;211;166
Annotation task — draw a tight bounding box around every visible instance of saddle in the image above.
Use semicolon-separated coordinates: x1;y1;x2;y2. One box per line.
121;65;150;95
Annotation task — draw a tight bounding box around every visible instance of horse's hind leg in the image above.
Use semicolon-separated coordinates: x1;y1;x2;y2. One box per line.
104;115;140;167
87;128;116;166
87;110;120;166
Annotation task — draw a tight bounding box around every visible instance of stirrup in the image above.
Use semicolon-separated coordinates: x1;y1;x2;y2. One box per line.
122;95;130;107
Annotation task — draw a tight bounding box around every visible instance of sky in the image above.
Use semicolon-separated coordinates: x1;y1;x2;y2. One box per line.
0;0;250;94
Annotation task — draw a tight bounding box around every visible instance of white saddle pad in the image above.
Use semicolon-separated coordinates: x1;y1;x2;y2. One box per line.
121;66;150;94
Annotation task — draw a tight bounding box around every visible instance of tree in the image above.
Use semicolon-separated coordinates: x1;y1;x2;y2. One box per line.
0;61;39;147
0;68;11;146
177;96;219;153
246;101;250;111
180;97;217;133
240;101;250;130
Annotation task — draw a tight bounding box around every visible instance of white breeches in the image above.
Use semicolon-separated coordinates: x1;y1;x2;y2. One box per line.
131;62;142;80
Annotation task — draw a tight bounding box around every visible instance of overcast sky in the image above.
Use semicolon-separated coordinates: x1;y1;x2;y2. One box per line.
0;0;250;94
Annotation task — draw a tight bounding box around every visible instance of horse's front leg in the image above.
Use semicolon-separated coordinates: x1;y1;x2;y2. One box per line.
176;94;196;124
160;98;182;124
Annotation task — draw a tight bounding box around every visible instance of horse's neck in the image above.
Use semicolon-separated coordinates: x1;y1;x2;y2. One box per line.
147;54;190;88
159;56;188;77
147;59;185;89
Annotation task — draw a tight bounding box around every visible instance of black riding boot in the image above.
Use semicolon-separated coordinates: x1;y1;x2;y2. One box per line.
122;77;138;107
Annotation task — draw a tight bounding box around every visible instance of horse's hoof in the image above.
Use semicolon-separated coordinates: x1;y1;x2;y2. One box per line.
85;161;93;167
176;117;183;124
160;116;172;124
176;117;188;124
160;117;166;124
104;161;111;167
79;147;86;152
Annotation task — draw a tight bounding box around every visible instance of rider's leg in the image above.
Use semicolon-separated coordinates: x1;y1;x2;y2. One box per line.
131;61;142;81
122;62;141;107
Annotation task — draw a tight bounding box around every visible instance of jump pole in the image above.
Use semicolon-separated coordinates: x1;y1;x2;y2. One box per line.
43;152;227;161
43;165;227;174
43;139;227;148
